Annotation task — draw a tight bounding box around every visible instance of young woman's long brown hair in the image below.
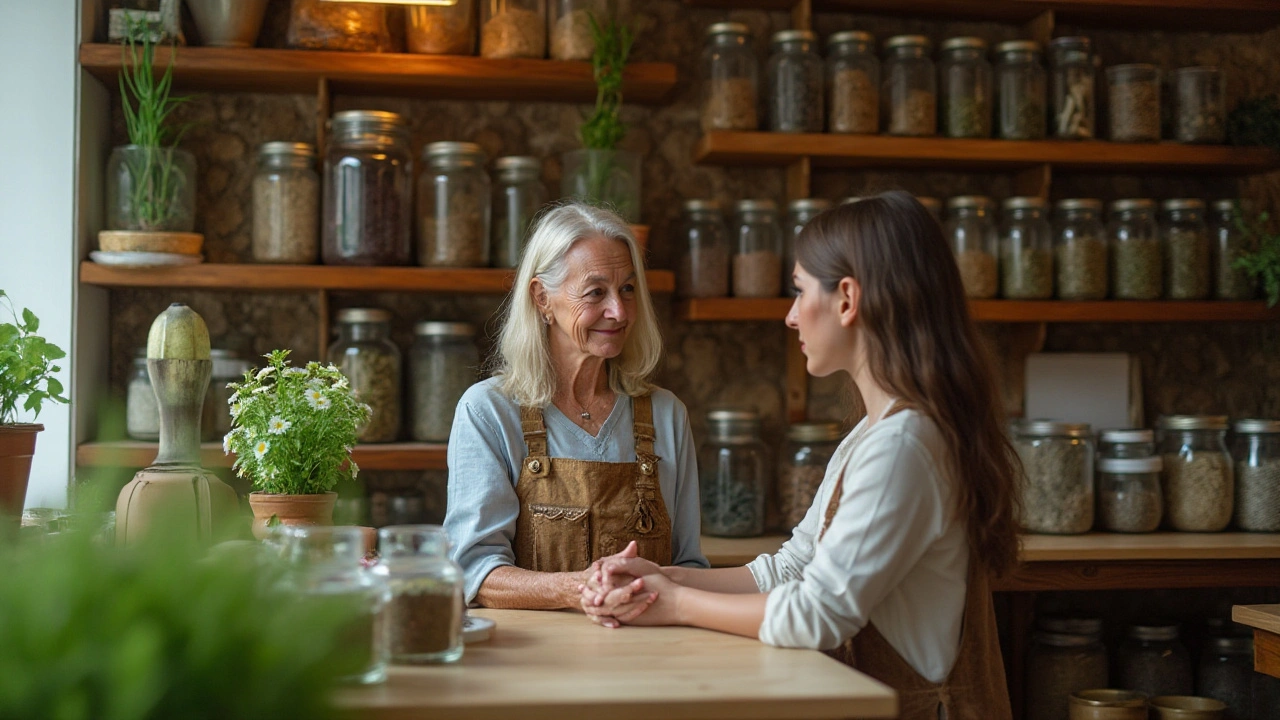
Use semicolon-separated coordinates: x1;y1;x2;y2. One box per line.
795;190;1022;577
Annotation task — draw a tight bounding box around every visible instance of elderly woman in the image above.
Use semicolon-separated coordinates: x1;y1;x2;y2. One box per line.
444;203;707;610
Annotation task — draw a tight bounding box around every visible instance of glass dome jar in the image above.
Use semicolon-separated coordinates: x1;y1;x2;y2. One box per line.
550;0;605;61
1117;624;1193;699
1198;635;1254;714
409;322;478;443
1013;420;1095;534
946;196;998;299
1173;66;1225;144
1026;630;1110;720
328;308;402;443
418;141;491;268
1054;198;1107;300
767;30;823;133
126;353;159;441
994;40;1047;140
1098;456;1164;533
1049;36;1095;140
785;198;832;289
700;22;759;132
491;156;545;269
1108;199;1162;300
1107;64;1161;143
1232;419;1280;532
939;37;991;139
1161;199;1210;300
1211;199;1258;301
1099;428;1156;459
373;525;464;664
999;196;1053;299
253;141;319;264
322;110;413;266
882;35;936;137
826;31;879;134
1158;415;1233;532
406;0;476;55
480;0;545;59
676;199;731;299
777;421;842;529
732;200;783;298
700;408;769;537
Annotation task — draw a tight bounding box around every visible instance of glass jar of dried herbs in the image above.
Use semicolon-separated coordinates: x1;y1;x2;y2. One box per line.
939;37;991;139
1173;66;1225;144
253;142;319;264
767;30;823;133
731;199;783;298
1232;418;1280;532
1013;420;1095;534
1107;64;1161;143
480;0;546;59
826;31;879;134
1161;199;1211;300
1026;630;1109;720
777;421;842;530
409;322;478;443
550;0;605;61
784;198;832;290
995;40;1046;140
945;196;999;299
328;308;402;443
1098;456;1164;533
700;408;769;537
1117;624;1193;699
700;23;759;132
882;35;936;137
418;142;491;268
374;525;464;664
406;0;476;55
1054;198;1107;300
1108;198;1163;300
677;199;731;299
322;110;413;266
1048;36;1095;140
1158;415;1233;532
1000;196;1053;299
491;156;546;269
1210;199;1258;301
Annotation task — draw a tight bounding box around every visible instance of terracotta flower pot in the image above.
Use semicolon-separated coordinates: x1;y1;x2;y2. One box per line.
0;424;43;530
247;491;338;539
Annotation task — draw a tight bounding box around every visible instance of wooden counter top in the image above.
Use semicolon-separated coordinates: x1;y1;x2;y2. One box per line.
334;608;897;720
1233;605;1280;636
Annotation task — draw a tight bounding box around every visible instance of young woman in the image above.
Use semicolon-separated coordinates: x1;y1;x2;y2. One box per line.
582;191;1021;720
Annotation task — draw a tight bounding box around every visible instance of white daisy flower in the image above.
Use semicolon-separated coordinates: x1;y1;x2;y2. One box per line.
267;416;292;435
282;367;306;376
255;366;275;380
252;385;270;394
333;376;349;390
304;387;327;408
254;440;270;460
229;403;241;418
222;432;234;454
312;395;331;410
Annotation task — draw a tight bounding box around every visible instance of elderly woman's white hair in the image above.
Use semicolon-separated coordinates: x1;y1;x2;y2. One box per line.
492;202;662;408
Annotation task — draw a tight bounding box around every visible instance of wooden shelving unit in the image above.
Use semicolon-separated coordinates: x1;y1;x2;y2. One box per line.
76;440;447;471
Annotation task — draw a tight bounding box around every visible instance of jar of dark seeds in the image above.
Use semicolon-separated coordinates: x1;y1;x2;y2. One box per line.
1098;456;1164;533
1099;428;1156;459
767;30;823;133
1158;415;1233;532
700;409;769;537
1054;198;1107;300
322;111;413;266
126;352;159;441
491;156;545;269
826;31;879;134
700;23;759;132
1161;199;1210;300
253;141;319;263
1000;196;1053;299
777;421;842;530
1049;36;1095;140
784;198;832;291
1108;199;1162;300
1107;64;1161;143
1211;199;1258;301
1173;66;1225;144
418;142;491;268
731;200;783;298
946;196;999;299
328;308;402;443
1197;635;1255;716
409;322;478;443
1117;624;1194;699
994;40;1047;140
374;525;464;664
882;35;936;137
939;37;991;139
1026;629;1109;720
1013;420;1095;534
1232;419;1280;532
480;0;545;59
676;199;731;299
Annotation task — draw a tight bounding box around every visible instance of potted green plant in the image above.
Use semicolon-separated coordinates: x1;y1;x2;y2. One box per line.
1235;209;1280;307
223;350;371;538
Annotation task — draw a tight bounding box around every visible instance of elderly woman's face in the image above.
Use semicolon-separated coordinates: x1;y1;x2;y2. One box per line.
539;234;636;360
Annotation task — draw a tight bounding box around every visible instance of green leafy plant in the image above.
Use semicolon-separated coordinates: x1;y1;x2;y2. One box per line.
1226;95;1280;153
1234;209;1280;307
223;350;370;495
579;12;633;152
0;290;68;425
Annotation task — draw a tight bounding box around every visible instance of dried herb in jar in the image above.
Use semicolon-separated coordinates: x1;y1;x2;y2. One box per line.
702;77;758;132
253;166;318;264
1112;236;1162;300
386;578;461;659
551;9;594;61
1165;227;1210;299
732;250;782;298
1101;484;1162;532
1000;245;1053;299
1161;452;1233;531
1110;79;1160;142
829;68;877;134
947;96;989;138
1235;458;1280;532
778;465;825;529
956;248;998;299
1017;440;1094;534
890;89;936;136
677;244;730;298
421;189;487;267
481;8;544;59
343;350;402;443
1056;235;1107;299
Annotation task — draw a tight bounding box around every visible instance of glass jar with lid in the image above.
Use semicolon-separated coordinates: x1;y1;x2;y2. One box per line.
202;350;251;442
1107;64;1161;142
700;408;769;537
1013;420;1095;534
1026;630;1109;720
999;196;1053;299
373;525;464;664
406;0;476;55
1198;635;1254;714
1161;199;1211;300
1117;624;1194;699
1048;36;1095;140
939;37;992;139
491;156;545;269
1232;419;1280;532
777;421;842;529
1108;198;1163;300
409;322;478;443
785;198;832;289
676;200;731;299
946;196;998;299
480;0;545;59
917;196;943;225
827;31;879;134
126;351;159;441
732;200;783;298
253;141;319;264
1099;428;1156;459
994;40;1046;140
322;110;413;266
1211;199;1258;301
286;0;393;52
328;308;402;443
1054;198;1108;300
882;35;936;136
1098;456;1164;533
1173;66;1225;144
418;141;491;268
550;0;605;61
767;30;823;133
700;22;759;132
1158;415;1233;532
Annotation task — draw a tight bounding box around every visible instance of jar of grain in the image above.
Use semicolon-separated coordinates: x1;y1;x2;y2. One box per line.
328;308;402;443
1026;630;1109;720
1158;415;1233;532
777;421;842;530
1107;64;1161;142
882;35;936;137
767;30;824;133
676;200;731;299
409;322;478;443
1173;66;1225;144
374;525;464;664
999;196;1053;299
994;40;1047;140
491;156;545;269
945;196;998;299
1197;635;1254;715
1049;36;1095;140
480;0;545;59
1054;198;1107;300
939;37;991;139
1232;418;1280;532
918;196;942;224
1013;420;1095;534
549;0;605;61
1099;428;1156;459
1211;199;1258;301
1117;624;1193;699
418;142;491;268
700;23;759;132
731;200;783;298
126;352;159;441
1108;198;1162;300
286;0;392;52
1099;456;1164;533
322;111;413;266
1161;199;1210;300
253;141;319;264
826;31;879;134
784;198;832;290
700;409;769;537
406;0;476;55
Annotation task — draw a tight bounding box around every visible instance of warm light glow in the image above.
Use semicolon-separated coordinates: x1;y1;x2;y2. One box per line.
320;0;458;4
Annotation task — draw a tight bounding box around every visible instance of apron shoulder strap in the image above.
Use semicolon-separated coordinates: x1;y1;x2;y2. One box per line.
632;393;656;456
520;405;548;456
818;474;843;542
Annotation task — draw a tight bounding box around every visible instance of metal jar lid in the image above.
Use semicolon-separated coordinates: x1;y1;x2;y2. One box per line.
259;141;315;159
1039;615;1103;636
995;40;1041;56
708;408;761;442
1234;418;1280;434
1211;198;1251;214
335;308;392;324
1049;36;1091;53
683;199;723;213
708;408;759;423
1107;63;1159;75
1015;420;1093;438
1033;631;1098;648
1159;414;1229;431
1172;65;1221;78
788;198;832;214
424;141;484;162
414;321;475;337
735;199;777;214
330;110;406;135
786;421;843;443
941;36;987;53
946;195;994;211
706;22;750;38
1128;624;1180;642
1099;428;1155;444
771;29;817;45
884;35;930;52
494;155;541;173
828;30;873;47
1109;198;1157;213
1206;635;1253;655
1003;196;1047;211
1161;198;1205;212
1055;198;1104;212
1099;457;1163;474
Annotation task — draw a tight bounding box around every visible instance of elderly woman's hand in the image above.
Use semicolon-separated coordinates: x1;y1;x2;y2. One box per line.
584;557;682;628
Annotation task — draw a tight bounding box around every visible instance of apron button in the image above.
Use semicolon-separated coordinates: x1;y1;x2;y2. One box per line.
528;459;542;473
640;461;653;475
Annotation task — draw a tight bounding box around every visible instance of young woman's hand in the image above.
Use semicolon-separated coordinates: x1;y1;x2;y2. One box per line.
590;557;683;627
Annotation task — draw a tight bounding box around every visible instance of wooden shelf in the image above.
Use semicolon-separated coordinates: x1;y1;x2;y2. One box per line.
79;44;678;104
694;132;1280;175
677;298;1280;323
79;262;676;294
76;441;446;471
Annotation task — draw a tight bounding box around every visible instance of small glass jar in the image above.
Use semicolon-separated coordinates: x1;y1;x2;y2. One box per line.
767;30;823;133
1173;66;1225;144
409;322;478;443
1162;199;1211;300
946;196;999;299
882;35;936;137
1198;635;1255;714
784;198;832;289
1107;64;1161;143
491;156;546;269
1026;631;1110;720
731;200;783;298
287;0;392;52
1117;624;1194;699
826;31;879;134
1158;415;1234;532
1108;199;1163;300
549;0;605;61
700;22;759;132
1049;36;1095;140
406;0;476;55
1232;419;1280;532
328;308;402;443
418;142;490;268
1014;420;1095;534
126;353;159;441
777;421;841;530
253;142;319;264
1099;428;1156;459
1054;198;1108;300
202;350;250;442
994;40;1047;140
699;409;769;537
1098;456;1164;533
374;525;464;664
917;196;942;225
322;110;413;266
1211;199;1258;301
999;196;1053;299
939;37;992;139
676;200;731;299
480;0;545;59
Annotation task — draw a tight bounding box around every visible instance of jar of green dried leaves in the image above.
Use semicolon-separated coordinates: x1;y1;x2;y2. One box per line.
1161;199;1210;300
1000;196;1053;299
1158;414;1233;532
1108;199;1162;300
1014;420;1095;534
939;37;991;139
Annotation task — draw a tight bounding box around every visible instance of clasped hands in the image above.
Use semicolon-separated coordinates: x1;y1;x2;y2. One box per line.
577;541;679;629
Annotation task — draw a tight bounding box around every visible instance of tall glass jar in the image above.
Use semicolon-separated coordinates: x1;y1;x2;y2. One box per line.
549;0;605;61
253;141;319;264
322;110;413;266
994;40;1046;140
1198;635;1255;715
126;353;159;441
767;30;823;133
480;0;545;59
1000;196;1053;299
1211;199;1258;301
784;198;832;289
328;308;402;443
286;0;392;52
1049;36;1095;140
492;156;545;269
700;409;769;537
1117;624;1194;699
946;196;998;299
1162;199;1210;300
1173;66;1225;144
1013;420;1095;534
1232;419;1280;532
1099;428;1156;459
418;142;490;268
1158;415;1234;532
676;200;731;299
1026;631;1110;720
1107;64;1161;143
777;421;841;529
882;35;936;137
1054;199;1107;300
406;0;476;55
701;23;759;132
374;525;464;664
939;37;991;139
1108;199;1162;300
732;200;783;298
409;322;478;443
826;31;879;134
1098;456;1164;533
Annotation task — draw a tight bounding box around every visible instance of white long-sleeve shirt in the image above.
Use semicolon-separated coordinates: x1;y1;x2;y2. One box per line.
747;407;968;683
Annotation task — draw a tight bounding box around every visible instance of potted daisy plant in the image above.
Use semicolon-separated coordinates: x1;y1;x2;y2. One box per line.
224;349;370;538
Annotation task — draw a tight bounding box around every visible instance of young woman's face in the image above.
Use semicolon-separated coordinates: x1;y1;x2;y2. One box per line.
541;234;637;361
785;262;852;378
